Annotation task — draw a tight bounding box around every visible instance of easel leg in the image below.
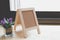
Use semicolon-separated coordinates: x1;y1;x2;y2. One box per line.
23;33;27;38
37;25;40;34
22;29;27;38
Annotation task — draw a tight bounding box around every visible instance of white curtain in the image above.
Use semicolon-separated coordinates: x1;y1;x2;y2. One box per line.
9;0;39;11
9;0;20;11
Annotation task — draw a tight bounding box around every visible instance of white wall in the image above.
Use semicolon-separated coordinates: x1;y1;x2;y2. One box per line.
9;0;60;11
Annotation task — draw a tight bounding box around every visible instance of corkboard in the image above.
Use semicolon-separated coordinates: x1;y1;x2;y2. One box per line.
22;10;37;28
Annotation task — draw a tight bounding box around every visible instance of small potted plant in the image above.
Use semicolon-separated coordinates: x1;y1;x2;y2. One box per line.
0;18;13;35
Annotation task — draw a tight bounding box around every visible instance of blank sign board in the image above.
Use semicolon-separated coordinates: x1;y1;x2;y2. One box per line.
22;10;36;28
14;8;40;38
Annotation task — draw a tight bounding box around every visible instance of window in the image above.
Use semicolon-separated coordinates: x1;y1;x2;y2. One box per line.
9;0;20;11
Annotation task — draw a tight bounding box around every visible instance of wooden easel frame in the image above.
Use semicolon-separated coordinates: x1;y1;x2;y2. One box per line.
14;8;40;38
